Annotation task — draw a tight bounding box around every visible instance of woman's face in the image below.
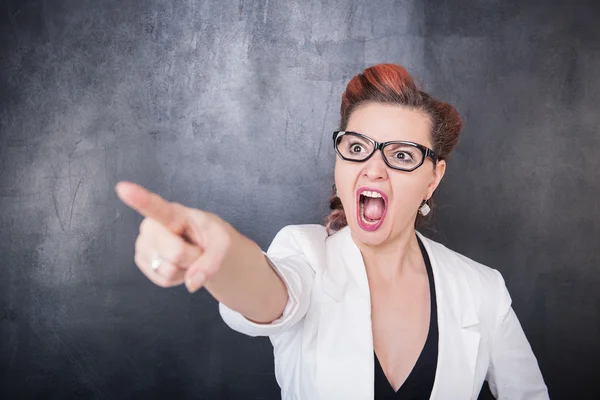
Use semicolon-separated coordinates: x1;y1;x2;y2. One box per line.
334;102;446;246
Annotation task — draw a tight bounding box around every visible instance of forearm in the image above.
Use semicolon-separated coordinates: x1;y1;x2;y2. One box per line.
203;228;288;324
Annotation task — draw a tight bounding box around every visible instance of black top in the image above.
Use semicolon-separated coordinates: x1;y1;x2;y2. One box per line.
374;234;439;399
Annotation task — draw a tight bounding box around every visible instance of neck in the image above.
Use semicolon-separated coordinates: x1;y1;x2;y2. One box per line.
352;227;424;283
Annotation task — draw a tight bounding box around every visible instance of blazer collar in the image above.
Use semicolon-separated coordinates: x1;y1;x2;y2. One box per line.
319;226;481;399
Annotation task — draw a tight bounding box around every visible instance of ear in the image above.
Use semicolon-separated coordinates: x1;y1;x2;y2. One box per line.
427;160;446;199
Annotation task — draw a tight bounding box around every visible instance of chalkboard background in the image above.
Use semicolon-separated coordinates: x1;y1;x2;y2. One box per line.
1;0;599;399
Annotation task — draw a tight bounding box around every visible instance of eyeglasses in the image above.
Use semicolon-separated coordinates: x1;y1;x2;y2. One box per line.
332;130;438;172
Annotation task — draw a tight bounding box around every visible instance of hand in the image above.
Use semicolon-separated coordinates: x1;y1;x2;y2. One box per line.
115;181;235;293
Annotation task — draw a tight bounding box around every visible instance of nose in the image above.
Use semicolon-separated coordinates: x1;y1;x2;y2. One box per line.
362;148;389;181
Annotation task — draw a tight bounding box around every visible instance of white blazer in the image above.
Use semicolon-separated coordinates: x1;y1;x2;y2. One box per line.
219;224;549;400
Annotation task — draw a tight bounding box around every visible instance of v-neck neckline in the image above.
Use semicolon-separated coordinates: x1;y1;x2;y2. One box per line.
373;233;439;397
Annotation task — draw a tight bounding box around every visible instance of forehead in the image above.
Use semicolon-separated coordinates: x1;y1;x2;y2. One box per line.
346;103;431;145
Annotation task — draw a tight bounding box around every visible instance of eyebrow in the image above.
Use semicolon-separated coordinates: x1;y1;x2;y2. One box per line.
345;130;418;143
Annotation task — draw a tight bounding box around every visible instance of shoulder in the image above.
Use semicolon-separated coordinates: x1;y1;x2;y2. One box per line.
272;224;329;239
270;224;329;247
420;233;500;278
418;232;510;309
267;224;329;261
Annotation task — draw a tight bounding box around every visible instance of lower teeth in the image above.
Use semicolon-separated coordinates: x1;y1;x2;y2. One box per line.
360;203;380;225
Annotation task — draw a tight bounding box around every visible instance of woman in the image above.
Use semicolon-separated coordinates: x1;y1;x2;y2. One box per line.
116;64;549;399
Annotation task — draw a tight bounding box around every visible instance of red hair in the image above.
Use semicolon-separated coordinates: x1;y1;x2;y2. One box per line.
325;64;463;235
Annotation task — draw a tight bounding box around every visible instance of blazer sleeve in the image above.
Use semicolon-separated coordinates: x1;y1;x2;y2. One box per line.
218;225;317;337
486;270;550;400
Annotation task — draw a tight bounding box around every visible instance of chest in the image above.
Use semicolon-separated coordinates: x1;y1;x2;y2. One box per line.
370;276;432;390
370;277;430;339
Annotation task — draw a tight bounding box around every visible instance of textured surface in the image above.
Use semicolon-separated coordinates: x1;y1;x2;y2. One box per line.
1;0;599;398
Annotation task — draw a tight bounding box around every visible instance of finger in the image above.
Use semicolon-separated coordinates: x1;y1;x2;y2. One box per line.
153;259;186;285
139;217;204;268
115;181;188;235
184;222;232;293
134;252;185;288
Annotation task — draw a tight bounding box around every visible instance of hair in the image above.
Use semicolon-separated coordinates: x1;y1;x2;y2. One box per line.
325;63;463;236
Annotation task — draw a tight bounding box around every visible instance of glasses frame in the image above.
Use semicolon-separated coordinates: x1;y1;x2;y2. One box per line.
332;130;438;172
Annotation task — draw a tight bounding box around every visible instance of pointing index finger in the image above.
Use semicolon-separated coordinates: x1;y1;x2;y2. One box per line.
115;181;187;235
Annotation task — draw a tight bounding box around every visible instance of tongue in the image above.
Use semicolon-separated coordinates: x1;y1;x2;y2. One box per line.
364;197;385;220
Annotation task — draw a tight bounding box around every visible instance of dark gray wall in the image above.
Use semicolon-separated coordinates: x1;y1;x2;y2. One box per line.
1;0;598;399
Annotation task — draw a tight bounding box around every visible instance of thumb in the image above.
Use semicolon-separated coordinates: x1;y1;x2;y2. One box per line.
183;215;232;293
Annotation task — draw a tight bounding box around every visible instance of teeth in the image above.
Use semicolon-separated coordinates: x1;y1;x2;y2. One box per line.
359;202;379;225
360;190;382;198
359;189;385;226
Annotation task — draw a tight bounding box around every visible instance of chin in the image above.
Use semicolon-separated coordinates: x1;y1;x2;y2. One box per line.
350;215;391;246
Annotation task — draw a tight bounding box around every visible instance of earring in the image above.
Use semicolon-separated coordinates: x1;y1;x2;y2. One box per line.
418;199;431;216
332;184;337;195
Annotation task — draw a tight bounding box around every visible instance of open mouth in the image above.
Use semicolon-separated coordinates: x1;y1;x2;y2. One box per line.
356;188;388;231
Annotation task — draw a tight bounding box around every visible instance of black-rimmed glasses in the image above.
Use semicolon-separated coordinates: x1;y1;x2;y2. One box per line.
332;130;438;172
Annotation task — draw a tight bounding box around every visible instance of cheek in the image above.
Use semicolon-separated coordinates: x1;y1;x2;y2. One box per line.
334;163;358;207
390;175;428;208
334;162;351;191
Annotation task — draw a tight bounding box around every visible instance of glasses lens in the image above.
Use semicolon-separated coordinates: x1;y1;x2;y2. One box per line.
336;132;374;160
383;143;424;170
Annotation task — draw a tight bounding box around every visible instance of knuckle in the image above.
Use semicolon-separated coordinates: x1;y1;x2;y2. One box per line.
154;278;169;288
158;275;173;287
190;209;209;226
171;202;186;214
140;217;151;233
134;253;145;269
166;202;187;229
151;271;170;287
169;241;187;265
202;265;217;279
218;227;233;250
134;235;143;253
203;257;224;278
163;267;180;282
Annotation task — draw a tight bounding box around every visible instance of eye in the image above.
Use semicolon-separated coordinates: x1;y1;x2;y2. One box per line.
394;151;414;161
349;142;366;154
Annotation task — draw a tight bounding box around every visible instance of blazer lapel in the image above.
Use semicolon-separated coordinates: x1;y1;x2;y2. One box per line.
417;231;481;400
317;226;373;399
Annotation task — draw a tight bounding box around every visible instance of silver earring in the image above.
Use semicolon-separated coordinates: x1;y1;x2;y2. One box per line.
332;184;337;195
418;199;431;216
